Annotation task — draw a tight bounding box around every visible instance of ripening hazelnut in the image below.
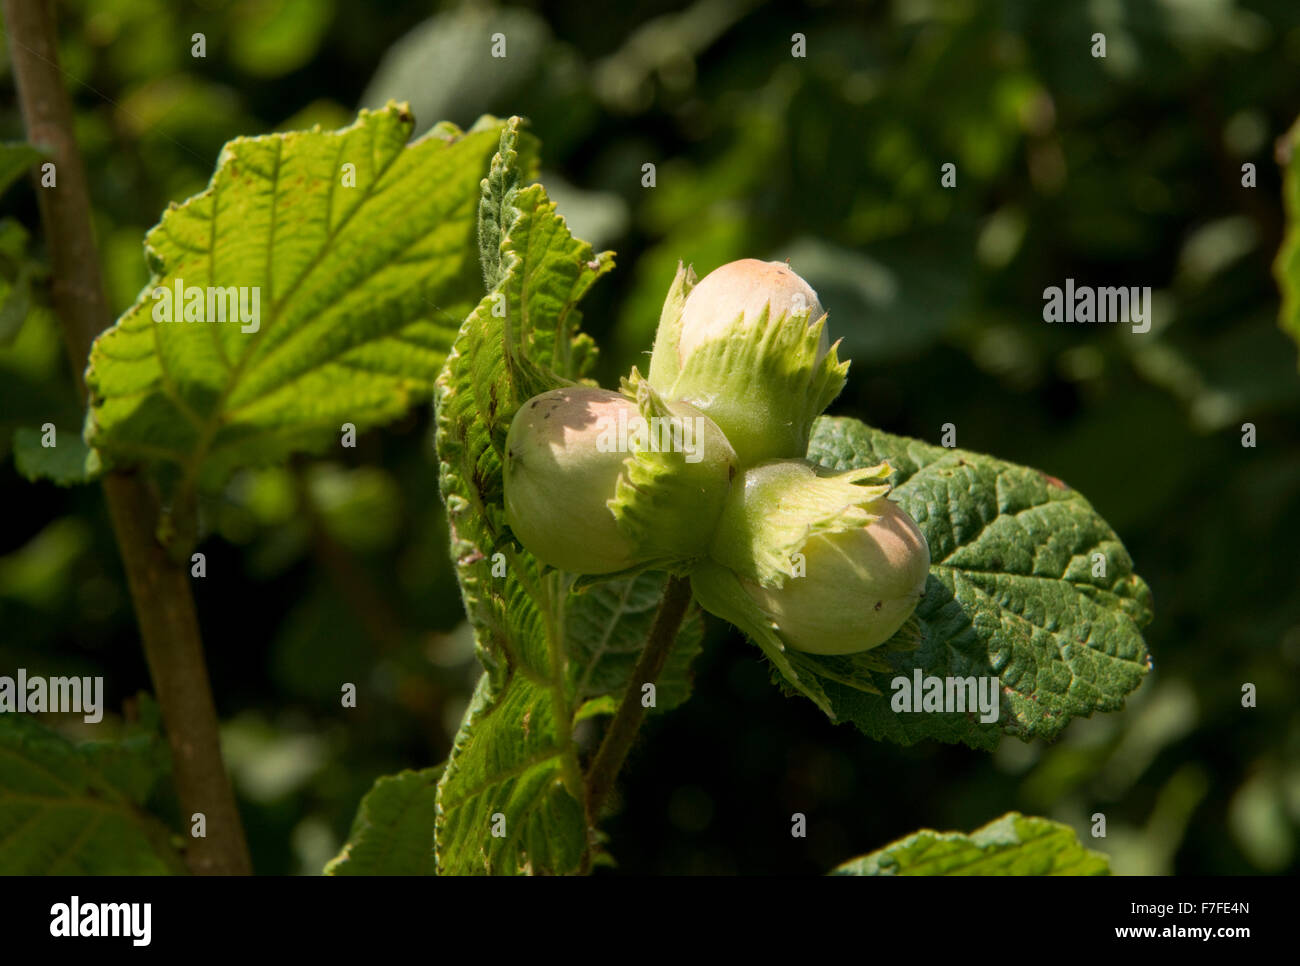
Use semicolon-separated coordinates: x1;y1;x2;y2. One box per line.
646;259;841;468
503;386;736;575
676;258;828;366
744;498;930;654
504;388;638;574
709;459;930;655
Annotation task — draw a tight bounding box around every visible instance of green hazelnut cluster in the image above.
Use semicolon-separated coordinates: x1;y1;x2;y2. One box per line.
503;258;930;655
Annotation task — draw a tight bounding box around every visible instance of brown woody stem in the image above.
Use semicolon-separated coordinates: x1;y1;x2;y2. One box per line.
584;575;693;822
3;0;251;874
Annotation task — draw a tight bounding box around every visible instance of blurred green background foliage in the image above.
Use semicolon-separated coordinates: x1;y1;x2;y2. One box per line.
2;0;1298;874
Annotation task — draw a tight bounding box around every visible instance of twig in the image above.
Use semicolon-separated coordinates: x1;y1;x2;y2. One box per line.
584;575;693;821
100;475;251;874
3;0;251;874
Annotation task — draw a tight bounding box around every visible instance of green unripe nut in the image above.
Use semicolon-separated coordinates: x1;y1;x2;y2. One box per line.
676;259;828;366
713;460;930;655
743;499;929;654
503;386;737;575
504;388;636;574
647;259;845;468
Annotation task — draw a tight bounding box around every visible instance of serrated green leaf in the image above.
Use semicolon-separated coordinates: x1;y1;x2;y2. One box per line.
0;713;184;874
324;766;442;875
476;123;540;291
791;416;1151;748
831;812;1109;875
435;647;588;876
11;425;98;486
0;142;45;199
434;129;699;874
83;104;507;501
78;695;172;806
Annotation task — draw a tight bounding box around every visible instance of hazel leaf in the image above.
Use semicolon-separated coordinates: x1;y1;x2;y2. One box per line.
325;767;443;876
0;713;184;874
831;812;1109;876
752;416;1156;749
84;104;507;498
11;426;98;487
